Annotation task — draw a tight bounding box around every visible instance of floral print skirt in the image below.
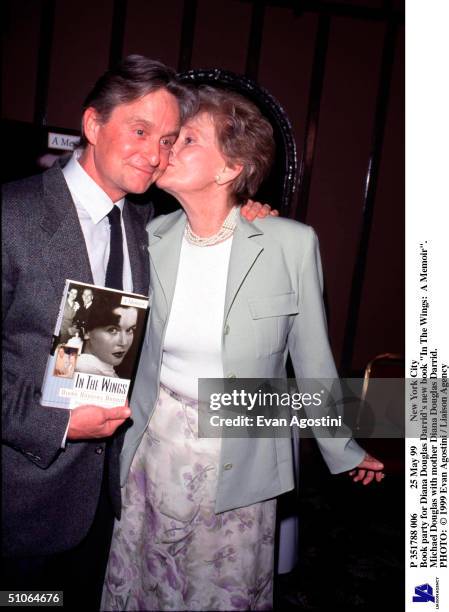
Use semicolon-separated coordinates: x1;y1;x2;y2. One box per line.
101;385;276;611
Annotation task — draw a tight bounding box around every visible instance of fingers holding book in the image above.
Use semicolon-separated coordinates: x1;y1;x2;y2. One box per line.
67;404;131;440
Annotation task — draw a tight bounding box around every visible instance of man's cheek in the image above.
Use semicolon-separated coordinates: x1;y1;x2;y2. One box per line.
159;152;171;172
153;167;166;183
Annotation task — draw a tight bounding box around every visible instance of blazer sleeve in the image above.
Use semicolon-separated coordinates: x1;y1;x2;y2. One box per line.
287;226;365;473
2;192;70;469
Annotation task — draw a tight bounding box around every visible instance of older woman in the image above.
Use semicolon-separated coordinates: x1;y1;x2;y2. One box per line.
102;86;383;611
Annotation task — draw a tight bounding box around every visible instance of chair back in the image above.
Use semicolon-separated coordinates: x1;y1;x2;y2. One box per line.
357;352;405;474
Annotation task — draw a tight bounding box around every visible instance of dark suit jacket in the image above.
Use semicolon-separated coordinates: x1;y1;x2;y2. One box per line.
1;164;152;556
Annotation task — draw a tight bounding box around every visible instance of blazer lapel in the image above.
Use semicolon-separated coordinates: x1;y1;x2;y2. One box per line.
147;210;186;310
148;211;263;320
224;216;264;322
39;167;93;297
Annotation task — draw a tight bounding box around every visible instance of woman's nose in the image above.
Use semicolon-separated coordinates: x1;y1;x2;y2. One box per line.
116;331;126;346
170;141;180;158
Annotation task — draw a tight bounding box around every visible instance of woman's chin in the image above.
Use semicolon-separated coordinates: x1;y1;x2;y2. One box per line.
155;175;171;189
156;181;180;198
156;168;181;191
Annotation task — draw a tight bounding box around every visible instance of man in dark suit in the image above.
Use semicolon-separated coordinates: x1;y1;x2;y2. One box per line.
2;54;272;608
1;55;194;609
73;288;94;337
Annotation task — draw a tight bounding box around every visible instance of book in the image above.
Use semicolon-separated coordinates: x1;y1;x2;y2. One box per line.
41;279;150;409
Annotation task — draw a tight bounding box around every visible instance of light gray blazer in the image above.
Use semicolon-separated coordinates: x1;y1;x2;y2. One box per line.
121;210;365;513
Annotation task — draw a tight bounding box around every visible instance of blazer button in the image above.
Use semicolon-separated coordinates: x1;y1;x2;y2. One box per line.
95;446;104;455
223;463;233;470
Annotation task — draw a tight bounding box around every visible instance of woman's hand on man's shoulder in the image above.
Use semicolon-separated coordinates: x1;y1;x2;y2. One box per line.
240;199;279;221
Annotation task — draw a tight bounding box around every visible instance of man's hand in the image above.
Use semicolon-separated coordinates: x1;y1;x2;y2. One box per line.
348;452;385;485
240;199;279;221
67;404;131;440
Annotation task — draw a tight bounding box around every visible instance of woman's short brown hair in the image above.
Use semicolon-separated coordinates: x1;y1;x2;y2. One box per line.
197;86;275;203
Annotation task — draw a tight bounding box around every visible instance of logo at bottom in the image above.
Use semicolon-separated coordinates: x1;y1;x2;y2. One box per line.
413;583;435;603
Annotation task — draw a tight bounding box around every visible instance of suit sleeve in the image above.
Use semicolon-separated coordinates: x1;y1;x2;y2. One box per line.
287;227;365;473
2;199;70;469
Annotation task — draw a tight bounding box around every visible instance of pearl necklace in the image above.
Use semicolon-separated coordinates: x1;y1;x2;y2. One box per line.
184;206;238;247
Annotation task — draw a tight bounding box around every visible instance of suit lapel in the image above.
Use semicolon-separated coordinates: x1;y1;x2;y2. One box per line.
123;201;151;295
224;216;264;322
39;167;152;298
147;210;186;311
39;166;93;298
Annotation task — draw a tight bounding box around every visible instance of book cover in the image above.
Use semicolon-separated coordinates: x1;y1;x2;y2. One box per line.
41;279;150;409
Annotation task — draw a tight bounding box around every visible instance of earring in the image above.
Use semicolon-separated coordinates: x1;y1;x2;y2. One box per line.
215;175;221;184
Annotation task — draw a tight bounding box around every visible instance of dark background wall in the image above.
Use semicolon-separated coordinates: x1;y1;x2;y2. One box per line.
1;0;405;375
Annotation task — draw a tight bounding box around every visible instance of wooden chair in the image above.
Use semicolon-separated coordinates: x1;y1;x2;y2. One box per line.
356;353;405;474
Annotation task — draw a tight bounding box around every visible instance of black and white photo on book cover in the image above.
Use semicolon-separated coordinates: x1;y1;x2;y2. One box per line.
41;280;150;409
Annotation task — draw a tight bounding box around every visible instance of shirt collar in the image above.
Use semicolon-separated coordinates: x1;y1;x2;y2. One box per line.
62;149;125;224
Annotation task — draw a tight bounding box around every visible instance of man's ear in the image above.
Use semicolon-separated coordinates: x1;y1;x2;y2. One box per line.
82;107;102;146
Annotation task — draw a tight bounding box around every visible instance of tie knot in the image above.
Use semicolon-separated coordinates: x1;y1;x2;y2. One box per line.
107;205;121;226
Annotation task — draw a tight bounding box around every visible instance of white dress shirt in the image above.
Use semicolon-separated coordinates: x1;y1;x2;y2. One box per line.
62;149;133;292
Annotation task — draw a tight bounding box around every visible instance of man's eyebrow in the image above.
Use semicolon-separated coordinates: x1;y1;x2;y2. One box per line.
127;117;153;127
